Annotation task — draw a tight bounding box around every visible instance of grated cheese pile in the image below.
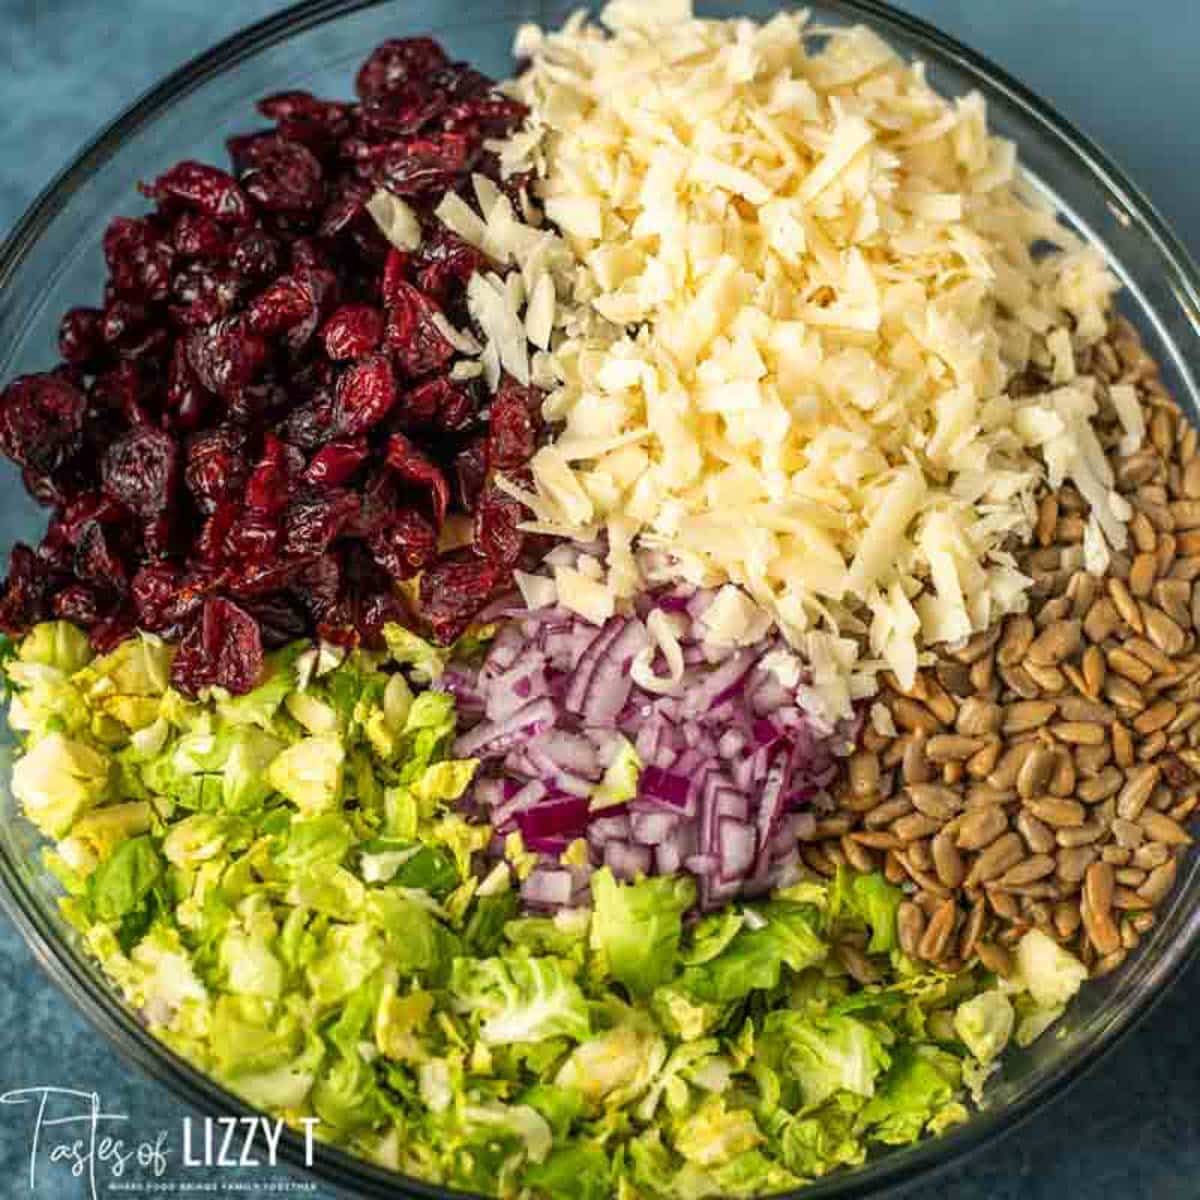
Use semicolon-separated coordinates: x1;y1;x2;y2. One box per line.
469;2;1127;689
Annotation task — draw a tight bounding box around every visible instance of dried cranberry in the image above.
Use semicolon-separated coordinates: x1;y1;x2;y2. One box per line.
242;593;309;647
365;133;476;195
291;552;343;622
355;38;450;100
367;508;437;580
234;135;326;215
196;502;240;565
321;304;384;359
258;90;350;128
170;262;245;327
184;427;249;513
165;341;211;431
171;596;264;695
74;520;128;593
453;438;489;512
53;583;102;627
279;394;335;450
52;493;127;546
143;161;254;225
384;281;455;377
419;552;503;644
413;229;486;303
0;373;86;474
101;426;178;517
358;84;448;138
436;383;478;431
143;512;176;560
475;482;524;565
381;247;411;308
486;377;539;469
102;217;174;301
317;179;373;239
357;588;409;648
303;438;369;488
59;308;106;366
224;512;282;561
333;352;397;435
282;489;360;557
443;96;528;138
229;229;281;281
89;612;137;655
131;563;182;632
0;544;55;634
0;32;550;660
171;211;229;259
101;300;149;346
90;361;146;426
245;274;315;335
385;432;449;527
244;434;300;514
185;317;268;399
427;63;495;101
23;467;70;509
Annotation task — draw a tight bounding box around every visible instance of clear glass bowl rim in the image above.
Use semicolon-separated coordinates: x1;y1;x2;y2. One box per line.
1;1;1199;1197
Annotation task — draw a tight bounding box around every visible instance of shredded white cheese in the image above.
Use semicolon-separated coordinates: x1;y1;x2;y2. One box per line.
495;3;1119;688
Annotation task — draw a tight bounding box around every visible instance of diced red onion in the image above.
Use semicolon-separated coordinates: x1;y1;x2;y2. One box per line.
522;868;574;907
454;697;557;759
450;581;859;912
516;795;591;842
639;766;692;811
605;841;652;880
630;810;680;844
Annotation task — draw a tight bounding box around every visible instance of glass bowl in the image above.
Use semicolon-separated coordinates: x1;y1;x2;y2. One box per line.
1;2;1199;1197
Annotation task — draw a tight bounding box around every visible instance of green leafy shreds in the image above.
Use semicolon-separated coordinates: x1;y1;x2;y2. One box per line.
2;620;1086;1197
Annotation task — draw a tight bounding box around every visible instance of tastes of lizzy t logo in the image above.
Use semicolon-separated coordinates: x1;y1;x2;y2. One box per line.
0;1086;318;1199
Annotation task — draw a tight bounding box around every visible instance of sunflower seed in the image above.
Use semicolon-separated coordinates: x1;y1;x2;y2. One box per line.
975;941;1014;977
1084;597;1122;642
1004;701;1058;735
1129;552;1158;598
1080;893;1121;956
1078;766;1124;804
891;697;941;735
966;833;1024;885
957;806;1009;851
1116;763;1161;820
1028;620;1082;666
918;899;958;961
1027;797;1086;828
1108;577;1145;632
997;615;1036;667
1137;809;1193;845
926;734;987;763
897;901;926;958
956;697;1003;736
997;855;1056;888
931;832;965;889
1057;848;1098;888
1143;604;1187;655
1052;721;1107;746
1137;859;1178;904
908;784;962;821
1107;647;1154;685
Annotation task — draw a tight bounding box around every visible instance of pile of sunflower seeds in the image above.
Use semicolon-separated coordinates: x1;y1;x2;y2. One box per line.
810;318;1197;980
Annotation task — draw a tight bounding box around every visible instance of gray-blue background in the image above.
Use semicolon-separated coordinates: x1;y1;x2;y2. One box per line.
1;2;1197;1197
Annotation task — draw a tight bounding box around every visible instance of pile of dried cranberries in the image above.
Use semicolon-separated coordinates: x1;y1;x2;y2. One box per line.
0;37;542;695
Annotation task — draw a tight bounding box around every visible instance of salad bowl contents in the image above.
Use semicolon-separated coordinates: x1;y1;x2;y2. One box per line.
1;3;1197;1198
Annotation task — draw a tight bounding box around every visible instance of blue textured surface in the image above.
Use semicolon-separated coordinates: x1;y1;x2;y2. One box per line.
0;2;1198;1197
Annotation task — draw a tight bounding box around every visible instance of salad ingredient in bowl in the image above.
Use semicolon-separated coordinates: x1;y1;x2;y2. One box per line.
0;3;1196;1198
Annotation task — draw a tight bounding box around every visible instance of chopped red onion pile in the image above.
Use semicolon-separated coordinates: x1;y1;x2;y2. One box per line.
446;568;859;911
